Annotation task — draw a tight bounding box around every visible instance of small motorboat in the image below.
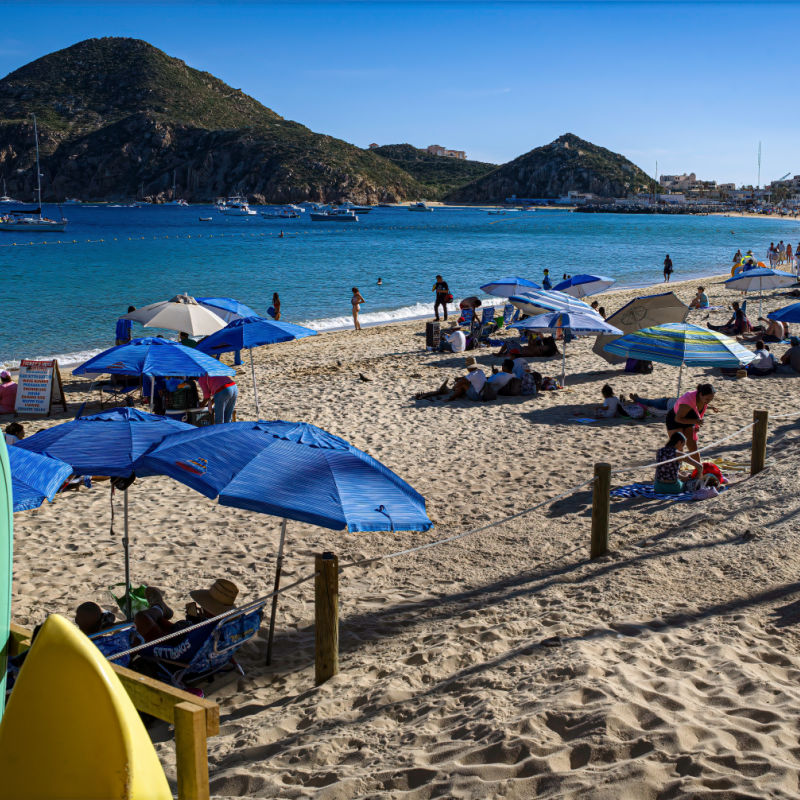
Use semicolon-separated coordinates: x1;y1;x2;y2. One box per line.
310;209;358;222
199;217;212;222
408;201;433;212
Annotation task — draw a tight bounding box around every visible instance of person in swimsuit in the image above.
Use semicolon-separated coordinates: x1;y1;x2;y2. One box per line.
666;383;717;465
351;287;366;331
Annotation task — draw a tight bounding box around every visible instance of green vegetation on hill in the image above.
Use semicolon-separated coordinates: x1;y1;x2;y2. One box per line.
446;133;655;203
371;144;496;199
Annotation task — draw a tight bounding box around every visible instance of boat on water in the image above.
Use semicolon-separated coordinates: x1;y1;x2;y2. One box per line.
408;201;433;212
310;208;359;222
166;198;189;207
0;179;17;204
199;216;213;222
341;201;373;214
165;170;189;206
0;115;67;232
261;206;301;219
216;195;257;216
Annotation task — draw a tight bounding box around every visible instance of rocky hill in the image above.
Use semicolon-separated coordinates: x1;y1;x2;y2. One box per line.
0;38;424;203
446;133;655;203
371;144;496;199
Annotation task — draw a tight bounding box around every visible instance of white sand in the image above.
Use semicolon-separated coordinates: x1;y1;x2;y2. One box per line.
10;273;800;798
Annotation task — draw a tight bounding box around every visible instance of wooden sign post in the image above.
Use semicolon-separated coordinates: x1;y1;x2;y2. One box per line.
14;359;67;416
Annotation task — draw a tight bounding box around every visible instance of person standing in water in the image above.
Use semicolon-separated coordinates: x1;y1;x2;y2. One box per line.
271;293;281;321
377;277;383;286
351;287;366;331
663;254;673;282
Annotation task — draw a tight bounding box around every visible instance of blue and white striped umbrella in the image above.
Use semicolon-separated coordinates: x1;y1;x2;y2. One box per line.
509;289;593;316
510;310;620;386
8;446;73;512
603;322;754;393
724;267;796;317
480;276;541;298
553;274;615;298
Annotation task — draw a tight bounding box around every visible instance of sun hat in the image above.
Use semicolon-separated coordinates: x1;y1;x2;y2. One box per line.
190;578;239;616
464;356;479;370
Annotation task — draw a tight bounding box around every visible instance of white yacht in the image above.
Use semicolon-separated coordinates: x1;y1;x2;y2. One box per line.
216;195;256;216
408;201;433;212
261;206;300;219
310;208;358;222
0;115;67;232
165;171;189;206
341;201;372;214
0;179;16;204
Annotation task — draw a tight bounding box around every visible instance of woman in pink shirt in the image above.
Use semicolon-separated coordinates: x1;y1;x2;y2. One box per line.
198;374;237;424
0;371;17;414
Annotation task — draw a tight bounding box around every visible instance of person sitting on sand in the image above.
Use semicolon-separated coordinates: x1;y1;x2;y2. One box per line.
75;601;118;636
748;340;778;376
596;385;625;418
487;359;515;394
654;431;699;494
133;579;239;645
0;370;17;414
689;286;709;310
445;356;487;401
708;302;750;336
4;421;23;446
777;336;800;374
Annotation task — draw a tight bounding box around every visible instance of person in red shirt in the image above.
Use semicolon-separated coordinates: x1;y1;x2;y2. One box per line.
198;374;237;424
0;370;17;414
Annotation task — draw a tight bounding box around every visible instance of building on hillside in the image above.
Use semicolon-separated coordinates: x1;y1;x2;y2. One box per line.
426;144;467;160
659;173;697;190
368;143;379;150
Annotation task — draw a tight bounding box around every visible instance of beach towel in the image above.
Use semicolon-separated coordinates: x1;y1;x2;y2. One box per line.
611;482;727;502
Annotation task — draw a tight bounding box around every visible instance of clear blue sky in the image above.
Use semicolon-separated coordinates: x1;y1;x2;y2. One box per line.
1;1;797;185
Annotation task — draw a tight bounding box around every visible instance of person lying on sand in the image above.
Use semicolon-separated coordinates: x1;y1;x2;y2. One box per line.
445;356;487;401
628;394;676;415
742;318;788;343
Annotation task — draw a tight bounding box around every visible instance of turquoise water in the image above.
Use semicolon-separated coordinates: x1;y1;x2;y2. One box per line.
1;204;797;365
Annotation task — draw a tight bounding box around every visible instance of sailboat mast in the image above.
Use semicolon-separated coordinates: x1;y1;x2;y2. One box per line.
33;114;42;214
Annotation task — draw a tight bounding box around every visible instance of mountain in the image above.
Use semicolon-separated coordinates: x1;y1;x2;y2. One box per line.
370;144;496;199
0;37;425;203
445;133;655;203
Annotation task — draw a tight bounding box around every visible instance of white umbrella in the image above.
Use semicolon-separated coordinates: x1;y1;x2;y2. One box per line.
509;289;594;317
122;294;227;336
724;268;797;318
511;310;621;386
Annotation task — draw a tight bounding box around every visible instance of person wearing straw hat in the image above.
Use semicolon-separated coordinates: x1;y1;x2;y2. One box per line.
133;578;239;643
445;356;487;401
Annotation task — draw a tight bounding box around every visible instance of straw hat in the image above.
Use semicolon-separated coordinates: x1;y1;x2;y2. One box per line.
190;578;239;616
464;356;479;370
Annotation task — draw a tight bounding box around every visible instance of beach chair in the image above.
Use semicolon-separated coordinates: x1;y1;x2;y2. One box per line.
477;306;497;340
89;622;142;669
459;307;475;328
94;375;140;408
502;304;521;325
141;602;266;689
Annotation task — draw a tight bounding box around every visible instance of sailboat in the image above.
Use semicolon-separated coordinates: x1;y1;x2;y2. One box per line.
0;115;67;232
165;170;189;206
0;178;16;204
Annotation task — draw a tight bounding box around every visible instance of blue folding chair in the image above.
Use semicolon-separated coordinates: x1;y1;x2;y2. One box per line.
503;304;521;325
142;602;266;688
477;306;497;340
90;622;142;668
459;307;475;328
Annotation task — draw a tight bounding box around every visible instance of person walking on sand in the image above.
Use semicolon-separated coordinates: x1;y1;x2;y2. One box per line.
432;274;449;321
351;287;366;331
663;255;673;282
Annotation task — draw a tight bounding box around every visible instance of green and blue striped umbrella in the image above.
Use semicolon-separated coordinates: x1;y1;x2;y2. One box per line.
604;322;754;393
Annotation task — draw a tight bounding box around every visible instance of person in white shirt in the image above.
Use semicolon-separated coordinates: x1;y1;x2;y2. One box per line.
487;359;515;393
748;340;777;375
596;384;622;418
446;330;466;353
446;356;486;401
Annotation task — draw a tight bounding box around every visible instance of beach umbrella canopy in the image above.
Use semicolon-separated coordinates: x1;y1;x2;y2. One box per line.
140;419;432;664
509;289;594;316
552;274;615;298
195;316;316;417
479;276;541;298
16;408;194;617
603;322;754;393
511;310;621;386
72;337;235;379
8;446;73;512
768;302;800;324
593;291;689;365
195;297;258;323
122;294;227;336
725;267;797;317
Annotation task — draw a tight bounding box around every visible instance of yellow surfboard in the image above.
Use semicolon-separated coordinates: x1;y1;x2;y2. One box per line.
0;614;171;800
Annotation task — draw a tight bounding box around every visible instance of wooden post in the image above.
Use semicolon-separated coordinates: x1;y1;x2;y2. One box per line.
751;409;768;476
315;551;339;685
590;462;611;559
174;701;210;800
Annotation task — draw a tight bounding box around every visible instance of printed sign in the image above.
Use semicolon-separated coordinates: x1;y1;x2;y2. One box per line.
14;359;67;416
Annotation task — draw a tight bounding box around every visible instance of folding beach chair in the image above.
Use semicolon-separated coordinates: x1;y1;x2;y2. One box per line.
94;375;140;408
477;306;497;340
89;622;142;669
140;602;266;689
502;304;521;325
459;307;475;328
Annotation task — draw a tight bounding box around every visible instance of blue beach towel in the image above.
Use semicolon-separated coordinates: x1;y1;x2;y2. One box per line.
611;482;728;502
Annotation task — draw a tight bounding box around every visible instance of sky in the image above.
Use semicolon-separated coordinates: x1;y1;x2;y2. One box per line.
1;0;797;186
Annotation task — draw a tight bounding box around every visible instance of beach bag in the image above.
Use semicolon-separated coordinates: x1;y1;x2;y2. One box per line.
446;293;454;303
109;583;150;616
690;462;725;485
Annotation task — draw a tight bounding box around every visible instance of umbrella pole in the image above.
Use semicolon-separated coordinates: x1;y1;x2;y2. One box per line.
676;362;684;397
561;336;567;387
149;374;154;413
250;347;260;419
123;487;132;620
265;517;287;665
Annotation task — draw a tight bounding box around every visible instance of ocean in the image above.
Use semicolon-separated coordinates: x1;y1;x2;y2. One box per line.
1;204;797;367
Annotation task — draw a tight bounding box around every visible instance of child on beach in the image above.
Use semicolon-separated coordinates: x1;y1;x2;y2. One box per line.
654;431;696;494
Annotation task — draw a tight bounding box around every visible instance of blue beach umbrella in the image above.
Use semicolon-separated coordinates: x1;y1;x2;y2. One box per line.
768;302;800;324
511;310;621;386
8;446;73;513
553;274;615;298
72;337;235;412
603;322;755;394
195;297;259;323
196;316;317;417
16;408;194;617
509;288;594;316
140;419;432;662
724;267;796;317
480;276;541;298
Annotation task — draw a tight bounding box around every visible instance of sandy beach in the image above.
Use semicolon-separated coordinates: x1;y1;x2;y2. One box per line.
9;272;800;798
